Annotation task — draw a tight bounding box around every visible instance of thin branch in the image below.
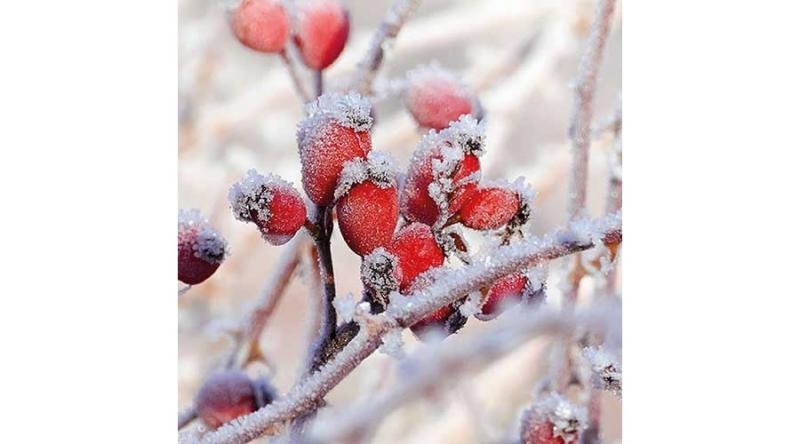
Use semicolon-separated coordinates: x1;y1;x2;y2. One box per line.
279;50;310;103
178;406;198;430
188;215;621;444
349;0;422;95
313;70;324;98
308;304;617;442
307;205;338;372
567;0;616;220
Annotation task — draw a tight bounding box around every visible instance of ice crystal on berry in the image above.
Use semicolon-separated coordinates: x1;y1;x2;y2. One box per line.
228;169;290;224
178;209;228;264
335;151;398;200
300;92;373;137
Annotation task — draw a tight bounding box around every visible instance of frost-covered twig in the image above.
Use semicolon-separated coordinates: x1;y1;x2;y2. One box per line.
308;304;618;442
226;235;308;368
179;406;198;429
567;0;616;220
349;0;421;95
279;50;310;102
191;215;621;444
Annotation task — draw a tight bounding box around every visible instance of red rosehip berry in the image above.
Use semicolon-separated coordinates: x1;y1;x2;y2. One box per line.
178;209;227;285
230;0;290;53
228;170;307;246
389;222;445;293
297;92;373;206
405;63;475;130
459;186;521;230
293;0;350;70
520;394;587;444
335;152;399;256
400;115;485;226
477;273;529;320
195;371;257;429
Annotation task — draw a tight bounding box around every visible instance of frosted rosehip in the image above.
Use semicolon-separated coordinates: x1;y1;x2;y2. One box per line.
401;115;485;226
178;209;227;285
520;394;587;444
297;92;373;206
389;222;444;293
293;0;350;70
230;0;290;53
459;186;521;230
477;273;529;320
228;170;307;246
405;63;475;130
195;371;257;429
335;152;399;256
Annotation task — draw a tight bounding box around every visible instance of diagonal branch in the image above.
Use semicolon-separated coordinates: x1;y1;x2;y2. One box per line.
349;0;422;95
186;214;621;444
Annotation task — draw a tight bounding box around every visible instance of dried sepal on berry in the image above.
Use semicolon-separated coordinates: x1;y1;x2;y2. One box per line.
405;63;476;130
178;209;228;285
360;247;402;309
335;152;399;256
230;0;290;53
400;115;485;227
228;169;307;246
582;346;622;397
195;371;258;429
297;92;373;205
293;0;350;70
520;393;588;444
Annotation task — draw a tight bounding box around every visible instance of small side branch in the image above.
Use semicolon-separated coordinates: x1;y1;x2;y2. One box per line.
307;205;338;372
279;50;310;103
349;0;422;95
191;215;621;444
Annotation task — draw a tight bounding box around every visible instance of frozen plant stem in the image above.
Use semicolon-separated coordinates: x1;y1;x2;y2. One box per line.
314;70;324;98
178;406;198;430
350;0;422;95
567;0;616;220
308;205;338;372
189;216;621;444
279;50;310;103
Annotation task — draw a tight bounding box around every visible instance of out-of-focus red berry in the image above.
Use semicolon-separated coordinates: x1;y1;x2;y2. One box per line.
477;273;529;320
405;64;474;130
293;0;350;70
195;371;257;429
231;0;290;53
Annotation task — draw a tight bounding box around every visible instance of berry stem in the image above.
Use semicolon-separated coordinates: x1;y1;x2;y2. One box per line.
178;405;197;430
308;204;338;372
313;70;324;98
279;50;310;102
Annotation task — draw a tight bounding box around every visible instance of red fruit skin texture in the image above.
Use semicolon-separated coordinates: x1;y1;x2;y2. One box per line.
389;223;445;292
337;182;399;256
232;0;289;53
195;371;257;429
522;420;577;444
406;76;473;130
479;273;528;320
459;187;521;230
300;121;371;205
260;189;307;245
178;231;221;285
294;0;350;70
401;149;481;226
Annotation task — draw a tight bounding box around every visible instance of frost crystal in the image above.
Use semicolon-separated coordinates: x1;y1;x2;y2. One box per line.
178;209;228;264
298;92;373;144
333;293;358;324
583;346;622;397
440;114;486;156
379;328;405;359
459;291;483;317
334;151;398;200
227;169;296;225
532;393;588;442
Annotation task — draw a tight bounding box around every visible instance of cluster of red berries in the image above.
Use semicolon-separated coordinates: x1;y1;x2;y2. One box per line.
194;370;277;429
230;0;350;71
519;393;587;444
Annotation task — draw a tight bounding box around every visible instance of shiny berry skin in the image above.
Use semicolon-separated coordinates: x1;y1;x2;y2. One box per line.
337;181;399;256
293;0;350;70
297;93;373;206
477;273;529;320
459;186;521;230
231;0;289;53
228;170;307;245
406;64;474;130
178;209;227;285
195;371;257;429
389;223;444;292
